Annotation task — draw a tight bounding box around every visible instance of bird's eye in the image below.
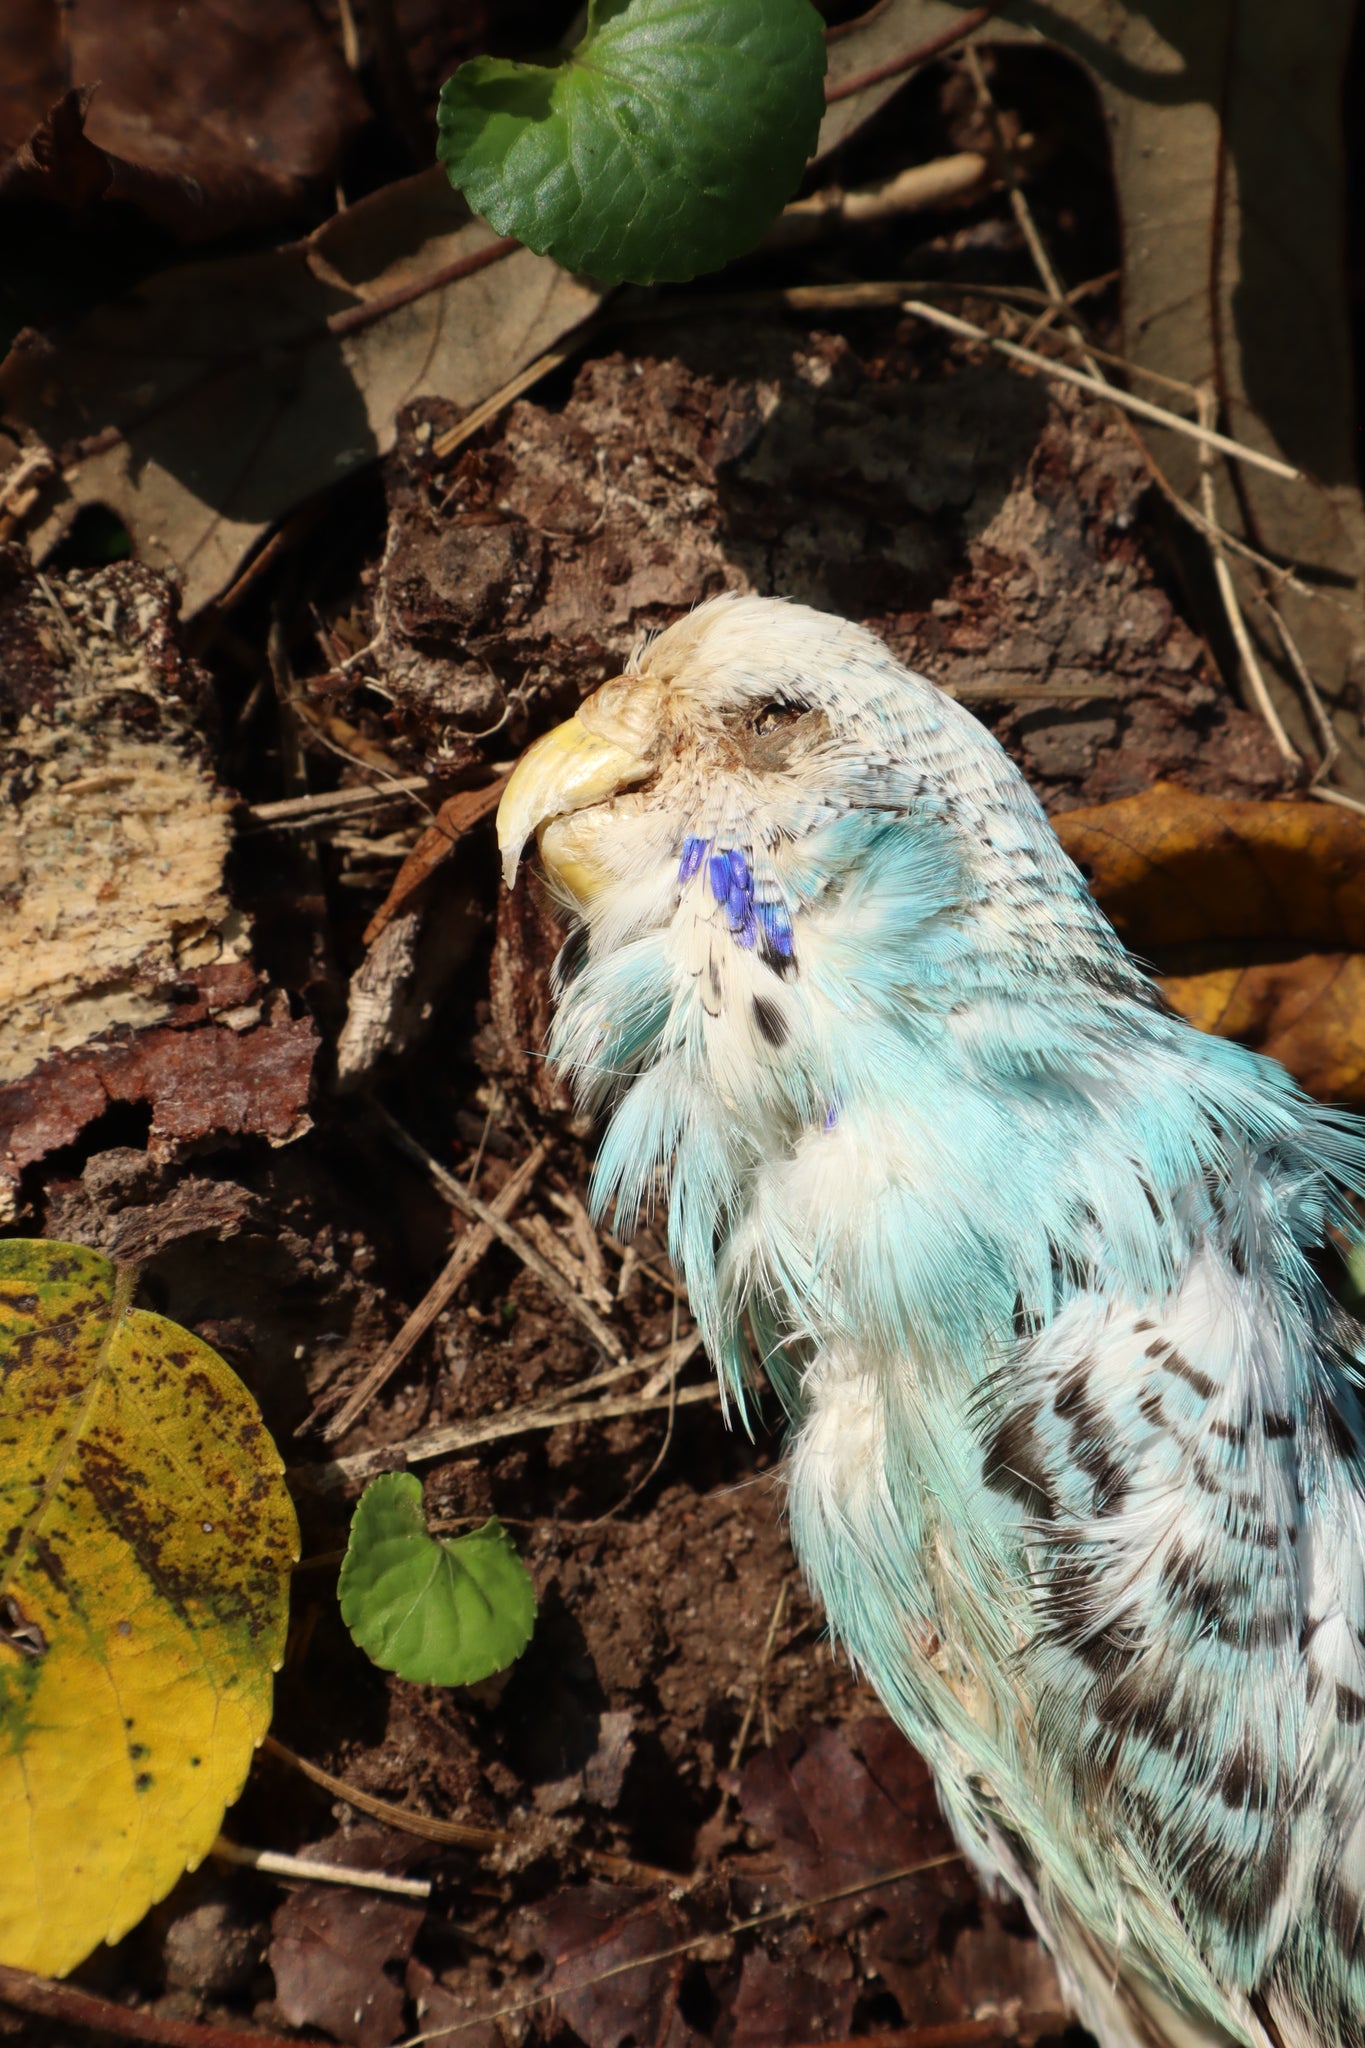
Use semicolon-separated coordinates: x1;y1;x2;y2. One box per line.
750;699;805;737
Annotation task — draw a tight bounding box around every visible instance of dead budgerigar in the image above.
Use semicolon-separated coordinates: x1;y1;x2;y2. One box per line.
498;593;1365;2048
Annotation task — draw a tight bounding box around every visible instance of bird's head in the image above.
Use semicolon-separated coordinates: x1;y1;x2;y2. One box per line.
496;585;1135;1175
497;592;1094;1008
493;592;1299;1391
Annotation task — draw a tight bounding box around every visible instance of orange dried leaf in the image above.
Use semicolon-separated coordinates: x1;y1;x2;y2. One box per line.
1056;786;1365;1104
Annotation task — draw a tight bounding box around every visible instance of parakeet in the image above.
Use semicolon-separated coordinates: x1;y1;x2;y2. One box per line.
496;593;1365;2048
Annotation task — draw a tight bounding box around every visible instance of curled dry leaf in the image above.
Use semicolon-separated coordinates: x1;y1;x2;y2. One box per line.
1056;783;1365;1102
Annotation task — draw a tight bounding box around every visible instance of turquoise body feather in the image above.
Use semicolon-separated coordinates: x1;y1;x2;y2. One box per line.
504;594;1365;2048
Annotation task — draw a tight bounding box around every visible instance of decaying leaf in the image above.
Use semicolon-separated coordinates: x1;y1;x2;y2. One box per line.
270;1884;426;2048
737;1720;971;1948
514;1884;693;2048
0;1240;298;1977
1;170;601;615
0;0;367;239
1056;784;1365;1101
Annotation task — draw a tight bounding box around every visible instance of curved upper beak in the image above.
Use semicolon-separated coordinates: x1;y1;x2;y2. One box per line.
496;714;653;891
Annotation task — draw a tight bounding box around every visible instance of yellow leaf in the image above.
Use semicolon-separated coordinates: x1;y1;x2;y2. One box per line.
0;1241;298;1977
1055;786;1365;1104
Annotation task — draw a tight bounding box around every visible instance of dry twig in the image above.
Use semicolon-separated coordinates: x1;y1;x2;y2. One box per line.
0;1964;299;2047
213;1837;432;1898
318;1140;550;1439
394;1850;966;2046
901;301;1300;483
306;1332;709;1489
376;1107;629;1366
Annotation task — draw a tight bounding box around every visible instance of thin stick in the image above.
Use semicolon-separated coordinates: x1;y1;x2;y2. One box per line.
1312;785;1365;818
376;1107;628;1366
964;47;1089;357
309;1368;716;1489
433;327;602;459
394;1850;966;2046
0;1963;299;2047
264;1737;682;1886
901;301;1302;483
213;1837;431;1898
825;2;1005;102
245;778;431;827
1263;595;1339;781
1195;390;1300;765
320;1140;549;1439
728;1579;792;1773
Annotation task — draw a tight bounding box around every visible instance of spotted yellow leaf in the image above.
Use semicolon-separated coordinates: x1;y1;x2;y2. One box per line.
0;1240;298;1977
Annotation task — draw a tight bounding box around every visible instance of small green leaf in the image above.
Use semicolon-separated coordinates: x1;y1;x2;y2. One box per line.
339;1474;536;1686
436;0;827;286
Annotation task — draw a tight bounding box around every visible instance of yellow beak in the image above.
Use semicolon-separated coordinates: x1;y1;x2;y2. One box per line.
496;714;652;892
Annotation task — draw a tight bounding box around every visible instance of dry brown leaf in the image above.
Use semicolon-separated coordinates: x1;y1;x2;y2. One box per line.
0;0;367;239
2;170;600;615
1055;784;1365;1102
270;1884;425;2048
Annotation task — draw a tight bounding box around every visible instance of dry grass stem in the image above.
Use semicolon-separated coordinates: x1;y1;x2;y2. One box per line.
1263;597;1340;782
309;1339;711;1489
263;1738;682;1886
901;302;1300;483
319;1140;550;1440
395;1850;966;2046
519;1212;615;1313
728;1579;792;1773
245;778;431;829
1196;394;1300;765
432;324;602;460
212;1838;432;1898
377;1107;629;1366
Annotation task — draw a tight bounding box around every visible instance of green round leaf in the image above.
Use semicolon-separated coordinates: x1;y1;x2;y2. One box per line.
339;1474;536;1687
436;0;828;286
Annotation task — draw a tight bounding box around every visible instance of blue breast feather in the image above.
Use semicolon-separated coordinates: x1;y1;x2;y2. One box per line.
547;751;1365;2046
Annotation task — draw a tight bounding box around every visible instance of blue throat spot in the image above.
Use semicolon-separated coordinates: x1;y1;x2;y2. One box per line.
684;837;792;964
823;1102;839;1133
678;835;709;886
